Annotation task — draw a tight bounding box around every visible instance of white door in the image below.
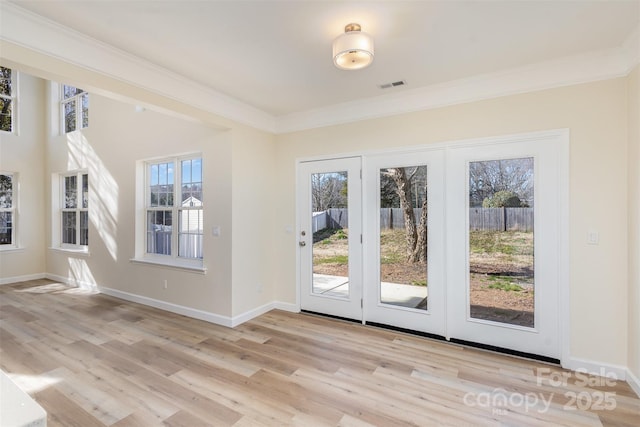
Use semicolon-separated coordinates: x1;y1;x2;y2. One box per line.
362;150;446;336
446;133;567;359
298;157;363;321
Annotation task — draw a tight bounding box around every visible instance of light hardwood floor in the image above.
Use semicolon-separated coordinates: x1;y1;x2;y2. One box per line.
1;279;638;426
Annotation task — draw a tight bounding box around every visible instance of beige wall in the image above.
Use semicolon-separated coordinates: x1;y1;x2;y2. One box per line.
2;45;281;321
2;48;279;325
0;73;46;281
628;65;640;380
274;78;630;367
44;89;238;315
231;126;277;316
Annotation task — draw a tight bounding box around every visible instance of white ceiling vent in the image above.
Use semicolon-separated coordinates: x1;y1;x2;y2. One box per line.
379;80;407;89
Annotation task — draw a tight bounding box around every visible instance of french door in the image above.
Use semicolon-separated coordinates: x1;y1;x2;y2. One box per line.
298;157;363;320
362;151;446;336
446;135;565;359
298;131;567;360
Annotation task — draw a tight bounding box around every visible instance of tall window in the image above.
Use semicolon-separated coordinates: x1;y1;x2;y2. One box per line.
0;67;15;133
0;173;16;247
61;85;89;133
146;156;203;261
61;172;89;247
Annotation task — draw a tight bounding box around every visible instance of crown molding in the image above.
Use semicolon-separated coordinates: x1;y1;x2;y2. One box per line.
0;3;277;133
1;3;637;135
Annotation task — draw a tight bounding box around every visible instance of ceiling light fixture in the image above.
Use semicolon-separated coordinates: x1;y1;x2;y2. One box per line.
332;23;374;70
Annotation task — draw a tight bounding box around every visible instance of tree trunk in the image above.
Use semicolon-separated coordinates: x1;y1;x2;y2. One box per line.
389;168;419;261
412;197;428;263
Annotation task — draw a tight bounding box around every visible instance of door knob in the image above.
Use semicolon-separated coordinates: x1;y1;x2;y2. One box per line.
299;241;306;247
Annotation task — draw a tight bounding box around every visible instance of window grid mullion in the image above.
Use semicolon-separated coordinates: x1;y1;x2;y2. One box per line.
75;96;80;131
172;160;180;260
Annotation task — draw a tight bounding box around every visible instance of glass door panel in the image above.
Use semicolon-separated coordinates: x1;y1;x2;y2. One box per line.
468;158;535;327
311;171;350;298
379;165;428;310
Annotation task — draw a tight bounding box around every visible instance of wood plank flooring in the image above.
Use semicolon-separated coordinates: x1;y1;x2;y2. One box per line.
1;279;638;426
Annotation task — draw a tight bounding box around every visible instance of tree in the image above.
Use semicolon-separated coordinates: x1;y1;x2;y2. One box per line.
311;172;347;212
0;67;12;132
482;190;524;208
469;158;533;207
382;166;428;263
0;174;12;208
379;173;399;208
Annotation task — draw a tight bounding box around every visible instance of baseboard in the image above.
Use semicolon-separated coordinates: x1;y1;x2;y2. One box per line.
562;356;628;381
230;302;276;327
99;289;299;328
626;368;640;398
99;286;234;328
228;301;299;327
43;273;297;329
0;273;46;286
273;301;299;313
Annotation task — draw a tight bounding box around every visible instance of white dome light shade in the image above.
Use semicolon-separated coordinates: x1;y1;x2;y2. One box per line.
333;23;374;70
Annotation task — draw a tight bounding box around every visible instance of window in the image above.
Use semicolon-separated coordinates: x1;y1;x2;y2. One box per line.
0;67;15;133
0;173;16;248
61;172;89;248
145;155;203;262
61;85;88;133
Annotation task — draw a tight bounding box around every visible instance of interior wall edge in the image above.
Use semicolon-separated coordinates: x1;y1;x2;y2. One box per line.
562;356;629;382
626;368;640;398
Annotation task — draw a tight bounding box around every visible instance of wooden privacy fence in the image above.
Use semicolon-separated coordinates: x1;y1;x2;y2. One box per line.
469;207;533;232
312;207;533;233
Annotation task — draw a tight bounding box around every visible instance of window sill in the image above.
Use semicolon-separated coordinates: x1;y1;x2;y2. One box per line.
49;247;90;257
129;258;207;274
0;246;24;253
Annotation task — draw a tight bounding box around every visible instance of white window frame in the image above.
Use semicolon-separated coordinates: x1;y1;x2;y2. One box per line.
60;84;88;134
0;66;17;134
59;171;89;250
136;154;204;270
0;172;17;250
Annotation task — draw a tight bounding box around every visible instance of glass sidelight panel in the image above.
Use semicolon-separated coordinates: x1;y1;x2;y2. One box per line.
468;157;535;327
379;165;428;310
311;171;350;298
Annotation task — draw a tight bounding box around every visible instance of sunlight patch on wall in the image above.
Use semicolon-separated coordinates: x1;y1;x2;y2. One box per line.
67;132;119;261
68;257;98;291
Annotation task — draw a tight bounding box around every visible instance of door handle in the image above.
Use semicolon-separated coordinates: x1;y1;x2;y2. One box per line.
299;241;306;247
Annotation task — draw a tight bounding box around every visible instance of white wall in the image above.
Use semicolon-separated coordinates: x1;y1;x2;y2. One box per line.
0;73;46;282
44;87;236;316
274;77;630;369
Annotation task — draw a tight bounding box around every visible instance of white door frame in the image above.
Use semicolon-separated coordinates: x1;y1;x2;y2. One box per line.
445;131;568;359
297;157;363;321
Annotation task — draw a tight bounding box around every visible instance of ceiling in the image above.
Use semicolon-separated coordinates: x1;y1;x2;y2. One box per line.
3;0;640;122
